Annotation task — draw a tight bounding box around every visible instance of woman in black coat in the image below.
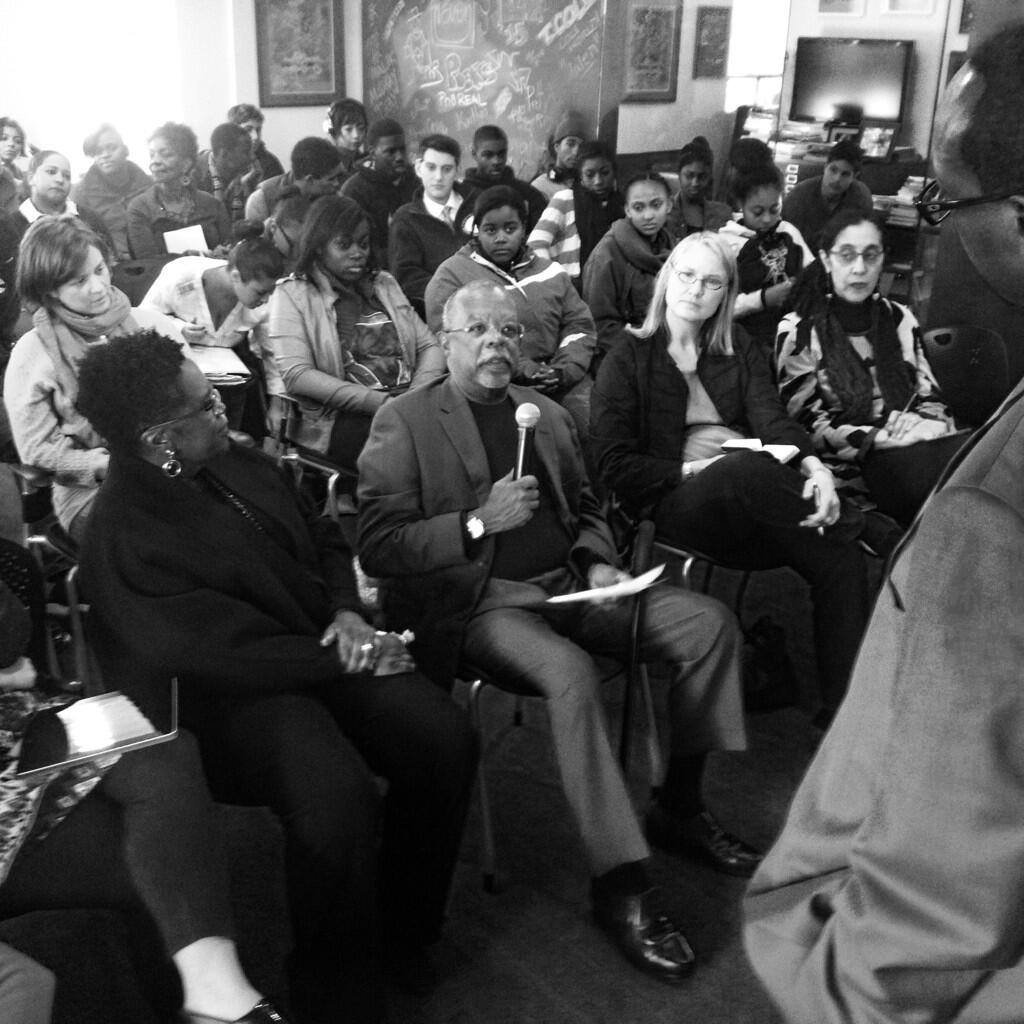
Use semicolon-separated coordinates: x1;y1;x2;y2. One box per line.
74;330;476;1024
590;232;874;724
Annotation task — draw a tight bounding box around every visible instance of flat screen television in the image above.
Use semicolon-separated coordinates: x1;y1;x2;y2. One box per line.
789;37;913;124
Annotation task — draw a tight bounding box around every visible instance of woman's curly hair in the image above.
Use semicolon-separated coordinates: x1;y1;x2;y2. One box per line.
76;330;187;452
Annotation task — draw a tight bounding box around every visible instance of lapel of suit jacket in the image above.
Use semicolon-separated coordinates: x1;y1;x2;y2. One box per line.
438;376;495;503
886;379;1024;609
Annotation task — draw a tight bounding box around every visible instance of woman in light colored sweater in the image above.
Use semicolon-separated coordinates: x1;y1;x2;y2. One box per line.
267;194;443;471
3;217;182;540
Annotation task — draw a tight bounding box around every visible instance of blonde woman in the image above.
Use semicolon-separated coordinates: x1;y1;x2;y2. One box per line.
590;232;872;726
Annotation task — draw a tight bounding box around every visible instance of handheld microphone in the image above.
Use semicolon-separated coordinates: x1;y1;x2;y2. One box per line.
514;402;540;480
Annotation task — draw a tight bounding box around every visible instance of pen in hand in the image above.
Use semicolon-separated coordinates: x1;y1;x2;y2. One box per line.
889;392;919;441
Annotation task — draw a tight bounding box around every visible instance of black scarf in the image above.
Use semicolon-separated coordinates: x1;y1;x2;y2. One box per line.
807;295;915;425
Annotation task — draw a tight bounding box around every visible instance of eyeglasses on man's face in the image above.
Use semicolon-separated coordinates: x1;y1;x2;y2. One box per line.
444;322;524;342
913;178;1023;227
828;246;885;267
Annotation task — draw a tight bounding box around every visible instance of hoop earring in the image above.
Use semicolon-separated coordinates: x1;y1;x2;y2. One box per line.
162;446;183;478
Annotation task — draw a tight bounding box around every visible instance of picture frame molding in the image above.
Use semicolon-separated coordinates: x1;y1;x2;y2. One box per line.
255;0;345;108
817;0;866;15
622;0;683;104
693;6;731;80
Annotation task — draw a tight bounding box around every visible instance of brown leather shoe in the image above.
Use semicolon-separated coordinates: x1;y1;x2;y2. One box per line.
646;805;762;878
592;885;695;983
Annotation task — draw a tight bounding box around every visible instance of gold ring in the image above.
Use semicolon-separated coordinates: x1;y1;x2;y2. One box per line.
359;642;374;652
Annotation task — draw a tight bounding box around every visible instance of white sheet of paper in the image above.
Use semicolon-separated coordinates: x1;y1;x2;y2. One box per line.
721;438;800;464
162;224;208;254
546;564;666;605
189;344;250;378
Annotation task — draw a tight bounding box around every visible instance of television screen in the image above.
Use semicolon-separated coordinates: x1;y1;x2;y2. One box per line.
790;38;913;124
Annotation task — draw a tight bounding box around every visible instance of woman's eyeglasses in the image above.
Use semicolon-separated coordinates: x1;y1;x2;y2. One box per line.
672;267;725;292
913;178;1022;227
143;388;223;435
828;246;885;267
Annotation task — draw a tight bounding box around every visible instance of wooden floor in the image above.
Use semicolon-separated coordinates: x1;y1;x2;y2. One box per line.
387;566;826;1024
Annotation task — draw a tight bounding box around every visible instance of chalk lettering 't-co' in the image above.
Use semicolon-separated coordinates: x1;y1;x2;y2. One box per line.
537;0;599;47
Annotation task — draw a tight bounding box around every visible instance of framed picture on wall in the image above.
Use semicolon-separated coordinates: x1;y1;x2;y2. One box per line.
623;0;683;103
881;0;934;13
255;0;345;107
818;0;865;14
694;7;731;79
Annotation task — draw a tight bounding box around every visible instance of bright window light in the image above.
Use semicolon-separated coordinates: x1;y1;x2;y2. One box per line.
0;0;181;177
725;0;788;111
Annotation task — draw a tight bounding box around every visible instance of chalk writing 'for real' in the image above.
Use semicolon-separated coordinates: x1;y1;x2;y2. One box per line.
537;0;599;47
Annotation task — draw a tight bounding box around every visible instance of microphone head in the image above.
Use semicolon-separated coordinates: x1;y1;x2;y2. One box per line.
515;402;541;429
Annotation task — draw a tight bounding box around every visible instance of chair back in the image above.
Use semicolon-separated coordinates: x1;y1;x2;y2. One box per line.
0;537;49;672
922;325;1009;427
110;255;177;305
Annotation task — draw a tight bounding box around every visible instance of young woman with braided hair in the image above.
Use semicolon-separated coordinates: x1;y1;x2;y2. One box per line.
776;209;961;524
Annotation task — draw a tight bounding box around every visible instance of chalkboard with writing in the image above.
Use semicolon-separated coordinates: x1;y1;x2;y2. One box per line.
362;0;606;179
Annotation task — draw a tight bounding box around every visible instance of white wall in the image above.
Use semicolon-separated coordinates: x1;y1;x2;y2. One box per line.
0;0;185;177
616;1;735;159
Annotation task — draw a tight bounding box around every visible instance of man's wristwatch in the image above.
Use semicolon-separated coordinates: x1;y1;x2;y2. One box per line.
464;512;486;541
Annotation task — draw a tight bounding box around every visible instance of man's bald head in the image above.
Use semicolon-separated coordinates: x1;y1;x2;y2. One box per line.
931;22;1024;308
441;281;514;331
439;282;522;404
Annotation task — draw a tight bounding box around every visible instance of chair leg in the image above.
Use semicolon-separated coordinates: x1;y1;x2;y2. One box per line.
468;678;497;893
64;566;89;693
638;665;663;793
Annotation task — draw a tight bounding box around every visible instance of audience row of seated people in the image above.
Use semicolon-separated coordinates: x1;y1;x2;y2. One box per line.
0;99;967;1023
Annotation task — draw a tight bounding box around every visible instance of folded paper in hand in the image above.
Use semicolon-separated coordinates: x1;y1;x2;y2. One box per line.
546;565;665;605
721;438;800;464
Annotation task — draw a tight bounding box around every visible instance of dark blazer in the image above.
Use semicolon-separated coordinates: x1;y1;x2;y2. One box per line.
356;376;618;685
79;444;359;713
590;325;813;517
745;381;1024;1023
388;184;473;318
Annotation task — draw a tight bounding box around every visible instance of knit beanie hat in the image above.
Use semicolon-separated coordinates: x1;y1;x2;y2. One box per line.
551;111;589;144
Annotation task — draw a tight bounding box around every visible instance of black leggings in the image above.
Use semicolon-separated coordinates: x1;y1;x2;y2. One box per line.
0;732;233;955
653;450;871;711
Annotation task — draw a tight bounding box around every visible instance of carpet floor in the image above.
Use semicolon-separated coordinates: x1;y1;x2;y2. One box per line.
385;563;831;1024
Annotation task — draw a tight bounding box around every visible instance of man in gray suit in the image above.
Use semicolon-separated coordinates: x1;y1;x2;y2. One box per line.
744;23;1024;1023
357;280;760;983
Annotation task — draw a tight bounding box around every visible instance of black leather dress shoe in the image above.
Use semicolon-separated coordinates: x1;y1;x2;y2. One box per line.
646;806;762;878
183;999;292;1023
591;885;695;983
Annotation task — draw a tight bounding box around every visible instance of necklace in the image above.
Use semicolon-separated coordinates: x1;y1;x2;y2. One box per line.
198;471;266;534
155;183;195;224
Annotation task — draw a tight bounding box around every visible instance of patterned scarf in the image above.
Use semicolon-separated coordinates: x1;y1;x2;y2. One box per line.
31;288;137;448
